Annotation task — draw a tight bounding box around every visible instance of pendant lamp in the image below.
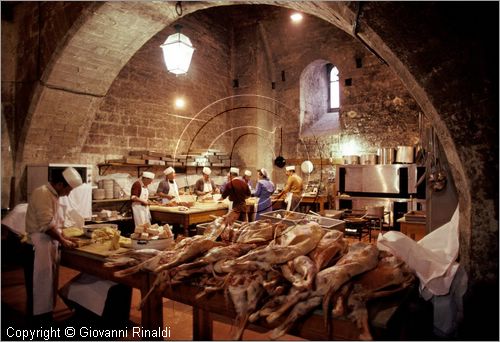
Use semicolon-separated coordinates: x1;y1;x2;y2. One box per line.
160;24;195;75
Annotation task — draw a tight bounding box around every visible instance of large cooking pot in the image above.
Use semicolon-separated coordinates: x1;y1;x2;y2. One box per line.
396;146;414;163
365;206;384;217
342;155;360;165
360;154;378;165
377;147;395;164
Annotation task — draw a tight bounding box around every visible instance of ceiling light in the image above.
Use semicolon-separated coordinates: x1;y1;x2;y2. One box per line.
160;24;195;75
341;139;360;155
290;13;303;23
175;98;185;108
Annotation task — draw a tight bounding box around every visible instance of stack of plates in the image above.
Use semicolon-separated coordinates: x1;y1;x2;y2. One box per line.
92;188;105;200
113;184;122;199
102;179;114;199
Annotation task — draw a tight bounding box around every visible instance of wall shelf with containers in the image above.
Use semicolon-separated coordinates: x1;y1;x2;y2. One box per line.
98;150;233;177
97;162;231;177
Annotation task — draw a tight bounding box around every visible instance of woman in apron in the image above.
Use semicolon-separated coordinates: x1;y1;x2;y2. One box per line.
25;167;83;324
253;168;275;220
131;171;155;226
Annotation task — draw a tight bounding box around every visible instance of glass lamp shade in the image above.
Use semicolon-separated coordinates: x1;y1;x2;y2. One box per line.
160;31;195;75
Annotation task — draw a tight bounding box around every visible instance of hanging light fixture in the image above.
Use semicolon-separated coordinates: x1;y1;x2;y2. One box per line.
160;23;195;75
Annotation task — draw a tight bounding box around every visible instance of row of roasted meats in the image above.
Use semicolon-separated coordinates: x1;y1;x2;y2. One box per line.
104;218;415;340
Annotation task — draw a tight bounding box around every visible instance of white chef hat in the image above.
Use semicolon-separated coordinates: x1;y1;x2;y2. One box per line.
260;168;268;178
62;167;83;188
229;167;239;175
163;167;175;175
142;171;155;179
202;167;212;175
285;165;295;171
244;170;252;177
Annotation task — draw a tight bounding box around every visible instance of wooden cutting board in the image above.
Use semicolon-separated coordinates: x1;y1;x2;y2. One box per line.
76;240;129;257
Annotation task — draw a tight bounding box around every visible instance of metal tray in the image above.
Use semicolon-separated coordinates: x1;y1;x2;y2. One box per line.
259;210;306;225
260;210;345;231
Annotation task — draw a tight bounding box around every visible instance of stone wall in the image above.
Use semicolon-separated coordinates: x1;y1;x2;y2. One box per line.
2;3;421;196
79;11;234;174
223;5;422;185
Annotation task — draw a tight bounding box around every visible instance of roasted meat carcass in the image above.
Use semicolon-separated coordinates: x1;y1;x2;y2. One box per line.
308;229;348;270
225;270;266;340
335;251;416;340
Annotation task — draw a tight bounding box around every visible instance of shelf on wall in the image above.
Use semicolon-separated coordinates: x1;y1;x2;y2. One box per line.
97;163;231;177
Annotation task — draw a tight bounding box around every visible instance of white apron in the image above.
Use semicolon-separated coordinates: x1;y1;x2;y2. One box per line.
285;192;293;211
203;181;213;194
161;181;180;205
31;196;64;315
132;184;151;226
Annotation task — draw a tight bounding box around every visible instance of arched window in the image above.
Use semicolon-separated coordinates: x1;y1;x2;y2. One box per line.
299;60;341;137
328;64;340;112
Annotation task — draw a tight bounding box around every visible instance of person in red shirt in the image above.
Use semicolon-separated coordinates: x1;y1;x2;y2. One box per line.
221;167;250;225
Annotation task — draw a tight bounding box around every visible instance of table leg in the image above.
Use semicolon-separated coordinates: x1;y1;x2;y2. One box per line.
183;217;189;236
140;274;164;340
193;307;213;340
319;200;325;216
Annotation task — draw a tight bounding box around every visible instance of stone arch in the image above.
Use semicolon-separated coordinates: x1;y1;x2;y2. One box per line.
299;59;341;137
15;2;496;282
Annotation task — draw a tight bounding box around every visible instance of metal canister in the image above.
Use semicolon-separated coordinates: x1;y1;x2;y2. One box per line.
396;146;415;163
377;148;395;164
360;154;378;165
342;155;360;165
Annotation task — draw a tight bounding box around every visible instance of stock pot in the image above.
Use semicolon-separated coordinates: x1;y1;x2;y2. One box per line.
396;146;414;163
342;155;360;165
377;148;395;164
360;154;378;165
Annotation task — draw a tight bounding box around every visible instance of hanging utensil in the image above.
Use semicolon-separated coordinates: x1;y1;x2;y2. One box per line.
433;136;447;191
274;127;286;168
415;113;425;165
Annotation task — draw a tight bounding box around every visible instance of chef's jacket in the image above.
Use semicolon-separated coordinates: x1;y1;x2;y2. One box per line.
131;179;151;226
156;180;180;203
25;183;64;315
282;173;303;197
194;178;217;194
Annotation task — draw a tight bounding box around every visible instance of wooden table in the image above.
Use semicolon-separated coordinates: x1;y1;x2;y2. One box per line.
60;249;163;332
60;248;415;340
271;194;328;215
160;282;414;340
397;217;427;241
150;203;228;236
300;194;328;215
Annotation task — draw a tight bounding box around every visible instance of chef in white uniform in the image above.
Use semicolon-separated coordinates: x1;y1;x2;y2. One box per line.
194;167;220;196
243;170;253;192
24;167;83;325
156;166;182;204
130;171;154;226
